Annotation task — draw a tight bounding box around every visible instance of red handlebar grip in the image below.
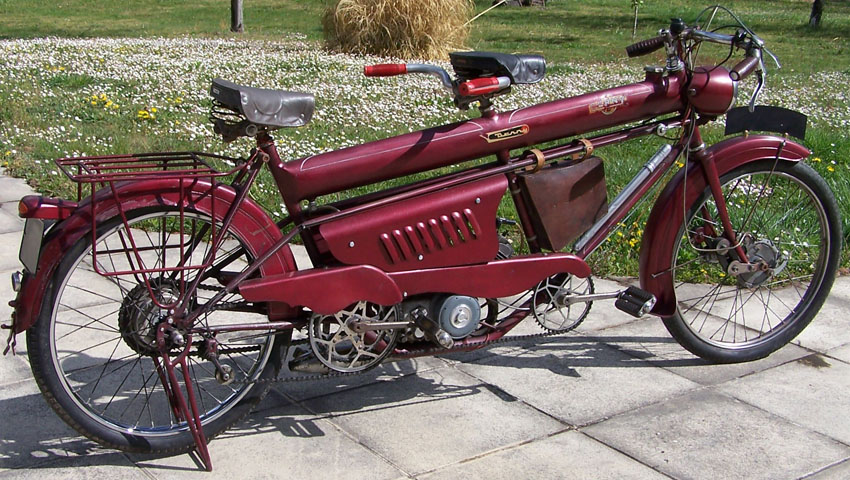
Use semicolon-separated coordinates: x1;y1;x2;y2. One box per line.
730;56;759;81
364;63;407;77
459;77;507;96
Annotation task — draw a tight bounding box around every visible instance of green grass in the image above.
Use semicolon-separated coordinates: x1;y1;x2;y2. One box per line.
2;0;848;72
1;0;848;276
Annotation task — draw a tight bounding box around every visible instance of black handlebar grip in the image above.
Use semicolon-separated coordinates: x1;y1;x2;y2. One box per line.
625;36;666;58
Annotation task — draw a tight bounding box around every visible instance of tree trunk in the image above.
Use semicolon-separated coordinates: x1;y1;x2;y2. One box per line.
809;0;823;28
231;0;244;33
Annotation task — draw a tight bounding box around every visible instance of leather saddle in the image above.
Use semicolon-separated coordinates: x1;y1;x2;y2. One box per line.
210;78;315;128
449;51;546;84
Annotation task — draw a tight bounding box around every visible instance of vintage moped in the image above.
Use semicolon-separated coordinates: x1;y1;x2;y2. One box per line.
5;9;841;471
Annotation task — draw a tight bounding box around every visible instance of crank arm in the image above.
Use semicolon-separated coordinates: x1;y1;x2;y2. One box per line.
349;320;412;334
559;291;621;306
560;286;657;318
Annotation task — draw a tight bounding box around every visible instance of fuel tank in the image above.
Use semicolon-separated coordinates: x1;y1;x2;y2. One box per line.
272;71;687;202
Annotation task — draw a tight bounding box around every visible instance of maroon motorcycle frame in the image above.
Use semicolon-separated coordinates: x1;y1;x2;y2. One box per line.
6;16;829;472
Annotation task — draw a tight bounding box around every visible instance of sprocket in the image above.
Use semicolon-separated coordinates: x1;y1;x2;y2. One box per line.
308;301;401;373
532;274;594;332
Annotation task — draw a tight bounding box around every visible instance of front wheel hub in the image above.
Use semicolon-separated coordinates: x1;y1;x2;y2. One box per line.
736;238;787;288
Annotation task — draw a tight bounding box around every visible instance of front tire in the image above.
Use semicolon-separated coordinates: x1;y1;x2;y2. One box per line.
27;208;284;454
663;160;841;363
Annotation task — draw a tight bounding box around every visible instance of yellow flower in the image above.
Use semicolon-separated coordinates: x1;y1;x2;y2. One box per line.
150;107;157;113
105;100;113;107
616;231;624;237
827;165;835;172
812;157;822;163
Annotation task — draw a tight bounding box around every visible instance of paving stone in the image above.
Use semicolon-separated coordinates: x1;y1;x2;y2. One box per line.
131;392;404;479
275;354;450;402
0;380;107;472
456;336;699;426
0;202;20;221
0;233;22;272
584;390;849;480
808;459;850;479
587;316;810;386
419;430;667;480
0;452;145;480
0;352;30;388
0;175;38;204
718;354;850;444
0;209;23;235
826;343;850;364
793;276;850;353
301;366;566;475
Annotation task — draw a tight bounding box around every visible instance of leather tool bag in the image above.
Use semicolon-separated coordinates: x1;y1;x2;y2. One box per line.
517;156;608;251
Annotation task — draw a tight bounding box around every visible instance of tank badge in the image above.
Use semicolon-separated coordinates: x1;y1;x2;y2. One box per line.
589;94;628;115
483;124;530;143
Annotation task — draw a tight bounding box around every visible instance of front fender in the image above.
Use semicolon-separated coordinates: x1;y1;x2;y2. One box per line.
12;178;295;333
639;135;810;316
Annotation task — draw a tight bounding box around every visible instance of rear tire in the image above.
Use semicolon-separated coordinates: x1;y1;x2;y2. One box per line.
27;207;285;453
662;160;841;363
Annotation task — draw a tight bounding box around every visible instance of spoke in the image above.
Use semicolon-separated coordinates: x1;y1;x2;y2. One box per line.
56;303;121;337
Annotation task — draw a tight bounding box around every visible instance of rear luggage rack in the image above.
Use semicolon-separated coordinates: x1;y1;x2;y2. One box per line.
55;151;240;185
53;151;256;295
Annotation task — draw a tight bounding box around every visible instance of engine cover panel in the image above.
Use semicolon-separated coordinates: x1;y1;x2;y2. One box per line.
320;176;507;272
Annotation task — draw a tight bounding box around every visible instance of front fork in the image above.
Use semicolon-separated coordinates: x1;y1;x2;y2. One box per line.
689;128;750;264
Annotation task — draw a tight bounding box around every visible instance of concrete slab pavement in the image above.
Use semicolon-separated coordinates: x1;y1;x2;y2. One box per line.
1;170;849;479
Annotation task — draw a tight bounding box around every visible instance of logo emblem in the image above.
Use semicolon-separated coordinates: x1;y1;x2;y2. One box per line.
483;124;530;143
589;94;628;115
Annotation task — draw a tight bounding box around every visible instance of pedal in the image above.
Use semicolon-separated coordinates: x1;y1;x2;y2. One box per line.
615;286;657;318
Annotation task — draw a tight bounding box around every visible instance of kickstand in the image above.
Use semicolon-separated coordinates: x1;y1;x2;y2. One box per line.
160;342;213;471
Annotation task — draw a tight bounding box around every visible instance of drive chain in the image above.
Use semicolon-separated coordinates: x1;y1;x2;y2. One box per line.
234;325;575;386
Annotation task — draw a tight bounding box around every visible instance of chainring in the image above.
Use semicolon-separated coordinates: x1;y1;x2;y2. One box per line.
532;274;594;332
308;301;401;373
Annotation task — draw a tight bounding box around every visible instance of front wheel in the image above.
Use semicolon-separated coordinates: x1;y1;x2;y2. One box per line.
664;159;841;363
27;207;285;454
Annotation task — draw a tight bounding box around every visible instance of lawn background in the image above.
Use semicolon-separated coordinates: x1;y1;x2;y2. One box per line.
0;0;847;274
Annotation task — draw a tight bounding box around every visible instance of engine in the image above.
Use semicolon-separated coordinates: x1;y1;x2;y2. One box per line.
398;294;482;346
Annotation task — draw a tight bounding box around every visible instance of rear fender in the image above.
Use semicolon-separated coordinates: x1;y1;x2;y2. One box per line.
639;135;810;316
12;179;295;333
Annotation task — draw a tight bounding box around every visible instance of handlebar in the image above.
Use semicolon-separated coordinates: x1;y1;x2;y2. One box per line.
363;63;454;90
730;55;760;81
364;63;407;77
625;36;666;58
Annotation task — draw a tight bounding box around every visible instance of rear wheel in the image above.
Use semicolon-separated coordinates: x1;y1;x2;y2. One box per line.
664;160;841;363
27;208;284;453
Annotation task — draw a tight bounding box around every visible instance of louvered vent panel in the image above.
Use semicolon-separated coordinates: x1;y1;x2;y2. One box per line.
380;210;481;264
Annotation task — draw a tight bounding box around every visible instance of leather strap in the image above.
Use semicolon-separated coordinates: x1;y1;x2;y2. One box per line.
572;138;594;161
524;148;546;173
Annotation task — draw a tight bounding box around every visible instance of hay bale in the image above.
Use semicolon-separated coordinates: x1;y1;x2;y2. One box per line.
323;0;474;60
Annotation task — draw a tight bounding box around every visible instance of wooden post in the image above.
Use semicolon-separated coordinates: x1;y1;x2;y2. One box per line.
231;0;244;33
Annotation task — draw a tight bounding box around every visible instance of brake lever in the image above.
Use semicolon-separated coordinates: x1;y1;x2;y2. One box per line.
748;69;764;112
762;46;781;70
